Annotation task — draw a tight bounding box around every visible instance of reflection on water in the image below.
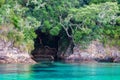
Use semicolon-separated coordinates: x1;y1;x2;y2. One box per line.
0;64;31;74
0;63;120;80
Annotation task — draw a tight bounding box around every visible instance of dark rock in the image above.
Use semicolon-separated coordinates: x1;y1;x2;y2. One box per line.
31;46;57;62
114;57;120;63
94;56;114;62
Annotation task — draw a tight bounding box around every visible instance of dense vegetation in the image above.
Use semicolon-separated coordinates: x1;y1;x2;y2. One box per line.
0;0;120;53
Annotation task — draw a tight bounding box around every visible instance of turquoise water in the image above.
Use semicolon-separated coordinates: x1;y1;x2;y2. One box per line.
0;62;120;80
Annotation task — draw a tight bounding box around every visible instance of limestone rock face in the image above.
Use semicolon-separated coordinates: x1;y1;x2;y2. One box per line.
0;39;36;64
65;41;120;63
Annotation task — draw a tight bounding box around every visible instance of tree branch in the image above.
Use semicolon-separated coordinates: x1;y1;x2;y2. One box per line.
59;15;72;38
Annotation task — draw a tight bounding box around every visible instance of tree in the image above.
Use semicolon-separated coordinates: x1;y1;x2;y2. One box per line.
0;0;120;55
26;1;120;54
59;2;119;46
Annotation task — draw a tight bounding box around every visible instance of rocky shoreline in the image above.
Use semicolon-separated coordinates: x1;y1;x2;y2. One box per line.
65;41;120;63
0;39;120;64
0;39;36;64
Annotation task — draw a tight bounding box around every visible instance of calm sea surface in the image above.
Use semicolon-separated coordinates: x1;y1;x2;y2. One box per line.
0;62;120;80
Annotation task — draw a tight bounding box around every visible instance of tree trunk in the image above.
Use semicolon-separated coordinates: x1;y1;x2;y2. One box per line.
64;38;74;56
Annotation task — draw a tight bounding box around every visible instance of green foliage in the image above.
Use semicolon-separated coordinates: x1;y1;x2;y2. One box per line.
49;26;61;36
89;0;116;4
70;2;119;24
116;17;120;25
0;0;40;52
74;31;82;43
41;21;51;33
67;2;119;46
23;28;37;42
26;0;80;36
0;0;120;53
11;15;21;30
0;0;5;7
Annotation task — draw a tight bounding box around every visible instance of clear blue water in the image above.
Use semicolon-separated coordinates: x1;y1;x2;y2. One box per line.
0;62;120;80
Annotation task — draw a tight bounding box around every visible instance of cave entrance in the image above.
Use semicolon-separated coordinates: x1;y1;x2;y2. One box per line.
31;28;60;62
31;27;74;62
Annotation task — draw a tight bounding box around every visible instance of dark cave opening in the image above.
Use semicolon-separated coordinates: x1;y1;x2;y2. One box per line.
31;28;60;62
31;26;74;62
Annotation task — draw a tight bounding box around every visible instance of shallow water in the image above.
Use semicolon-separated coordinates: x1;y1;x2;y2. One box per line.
0;62;120;80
